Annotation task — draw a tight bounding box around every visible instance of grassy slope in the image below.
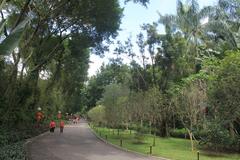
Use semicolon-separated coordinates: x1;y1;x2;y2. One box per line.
92;126;240;160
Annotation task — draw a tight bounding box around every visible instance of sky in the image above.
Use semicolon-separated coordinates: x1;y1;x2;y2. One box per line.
88;0;218;77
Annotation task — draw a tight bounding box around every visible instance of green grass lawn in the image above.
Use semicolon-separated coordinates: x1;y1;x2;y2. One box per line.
91;126;240;160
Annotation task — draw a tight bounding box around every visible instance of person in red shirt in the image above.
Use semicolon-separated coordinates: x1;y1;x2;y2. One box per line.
60;120;64;133
49;120;56;133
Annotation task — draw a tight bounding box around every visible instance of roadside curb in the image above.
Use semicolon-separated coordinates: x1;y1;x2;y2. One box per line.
88;125;170;160
24;131;49;160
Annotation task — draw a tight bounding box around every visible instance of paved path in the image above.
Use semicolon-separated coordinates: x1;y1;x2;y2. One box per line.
27;121;163;160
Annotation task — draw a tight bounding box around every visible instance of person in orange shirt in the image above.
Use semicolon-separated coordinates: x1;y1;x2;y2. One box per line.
35;111;44;128
49;120;56;133
36;111;44;122
60;120;64;133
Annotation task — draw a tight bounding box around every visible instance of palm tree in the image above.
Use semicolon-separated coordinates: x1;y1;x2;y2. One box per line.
159;0;213;62
175;0;213;58
158;0;213;75
204;0;240;51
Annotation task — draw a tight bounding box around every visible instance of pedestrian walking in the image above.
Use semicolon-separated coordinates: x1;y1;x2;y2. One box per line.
49;120;56;133
60;120;64;133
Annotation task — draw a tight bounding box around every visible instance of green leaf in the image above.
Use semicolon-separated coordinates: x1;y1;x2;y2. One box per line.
0;20;6;34
0;17;30;56
11;17;30;34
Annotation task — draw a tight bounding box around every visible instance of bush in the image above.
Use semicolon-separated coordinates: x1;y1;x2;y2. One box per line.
134;132;145;144
170;128;208;140
0;141;26;160
170;128;188;138
0;124;48;146
87;105;106;126
0;124;48;160
200;122;239;152
129;123;138;131
133;125;148;144
136;126;149;134
0;129;22;146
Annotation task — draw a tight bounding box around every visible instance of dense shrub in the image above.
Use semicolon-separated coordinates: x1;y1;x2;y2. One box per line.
0;124;48;160
170;128;208;140
87;105;106;126
133;125;149;144
200;122;240;152
134;132;146;144
0;141;26;160
170;128;188;138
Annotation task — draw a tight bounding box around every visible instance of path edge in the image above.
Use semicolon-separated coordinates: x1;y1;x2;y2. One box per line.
88;123;170;160
24;131;49;160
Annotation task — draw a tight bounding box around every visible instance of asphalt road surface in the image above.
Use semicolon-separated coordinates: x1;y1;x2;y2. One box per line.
27;120;164;160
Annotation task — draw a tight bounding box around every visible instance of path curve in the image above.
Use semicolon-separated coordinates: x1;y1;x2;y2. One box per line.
27;120;164;160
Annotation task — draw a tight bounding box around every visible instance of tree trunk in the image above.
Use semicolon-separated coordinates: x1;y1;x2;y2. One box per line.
149;120;152;134
159;120;168;137
187;128;194;151
151;56;156;85
165;121;169;137
153;132;156;146
172;115;176;130
126;121;129;130
26;69;40;111
140;119;143;128
229;122;235;138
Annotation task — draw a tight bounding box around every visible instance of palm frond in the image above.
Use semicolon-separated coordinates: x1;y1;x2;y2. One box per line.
187;0;200;14
177;0;185;17
199;6;214;19
158;14;176;26
206;20;238;49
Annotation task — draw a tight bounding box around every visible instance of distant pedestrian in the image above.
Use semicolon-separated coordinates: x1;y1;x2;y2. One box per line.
60;120;64;133
73;116;78;124
73;118;77;124
49;120;56;133
77;117;80;123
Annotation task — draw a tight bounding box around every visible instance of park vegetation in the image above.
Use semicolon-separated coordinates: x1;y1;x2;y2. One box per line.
0;0;239;159
0;0;137;159
87;0;240;154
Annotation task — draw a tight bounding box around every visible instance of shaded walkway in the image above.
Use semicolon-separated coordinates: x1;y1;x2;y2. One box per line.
27;120;163;160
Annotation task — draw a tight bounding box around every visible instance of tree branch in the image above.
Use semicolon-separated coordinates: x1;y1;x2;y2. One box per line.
0;11;8;37
13;0;31;29
30;36;68;73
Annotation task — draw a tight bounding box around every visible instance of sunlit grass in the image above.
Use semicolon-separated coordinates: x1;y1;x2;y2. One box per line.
91;126;240;160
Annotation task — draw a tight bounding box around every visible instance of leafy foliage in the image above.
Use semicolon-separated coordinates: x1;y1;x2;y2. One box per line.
87;0;240;153
0;0;123;159
0;17;30;56
88;105;106;126
0;141;26;160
